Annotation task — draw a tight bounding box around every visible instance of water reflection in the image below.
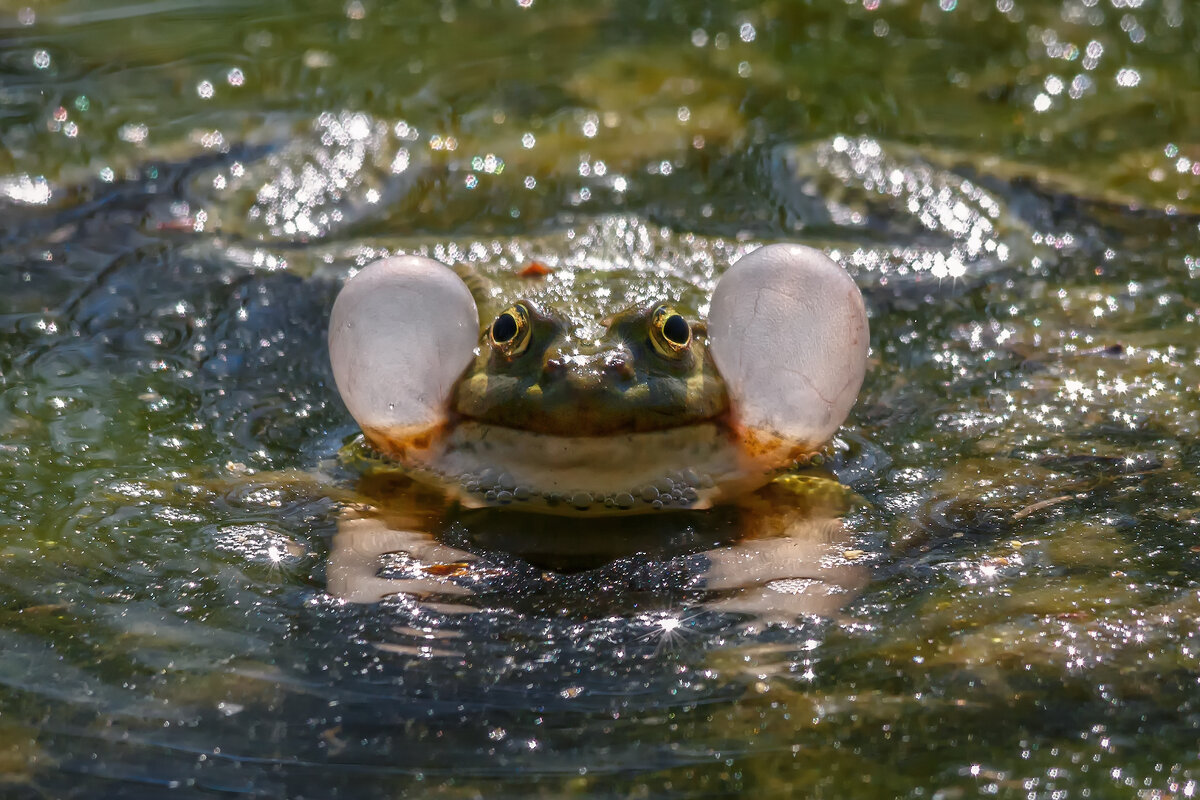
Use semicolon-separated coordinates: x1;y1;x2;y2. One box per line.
327;467;867;631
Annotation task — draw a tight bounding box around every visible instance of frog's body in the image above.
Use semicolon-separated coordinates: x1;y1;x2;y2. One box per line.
329;244;868;515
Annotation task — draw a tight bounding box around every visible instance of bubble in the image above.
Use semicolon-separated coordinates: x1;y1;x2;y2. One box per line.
1;175;51;205
1115;68;1140;87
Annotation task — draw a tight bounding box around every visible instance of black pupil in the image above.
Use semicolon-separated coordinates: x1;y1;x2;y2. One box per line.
662;314;689;345
492;312;519;343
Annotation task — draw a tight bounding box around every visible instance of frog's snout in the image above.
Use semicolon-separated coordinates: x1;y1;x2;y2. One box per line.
541;345;635;392
602;348;636;380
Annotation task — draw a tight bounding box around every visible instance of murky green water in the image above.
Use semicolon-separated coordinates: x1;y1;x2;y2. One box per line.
2;0;1199;796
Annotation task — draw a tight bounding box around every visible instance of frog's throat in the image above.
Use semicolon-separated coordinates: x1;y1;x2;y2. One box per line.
360;421;820;516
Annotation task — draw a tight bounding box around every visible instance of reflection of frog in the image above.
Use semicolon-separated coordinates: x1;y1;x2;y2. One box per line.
327;463;868;621
328;244;869;514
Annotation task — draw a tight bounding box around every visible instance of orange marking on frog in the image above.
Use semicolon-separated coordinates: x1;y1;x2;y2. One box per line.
734;425;819;466
362;424;444;462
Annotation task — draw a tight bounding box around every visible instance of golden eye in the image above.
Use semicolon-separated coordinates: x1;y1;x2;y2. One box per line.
650;305;691;357
489;304;532;357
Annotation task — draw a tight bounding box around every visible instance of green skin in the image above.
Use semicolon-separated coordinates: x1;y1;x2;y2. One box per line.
448;265;730;439
453;299;729;437
334;256;857;515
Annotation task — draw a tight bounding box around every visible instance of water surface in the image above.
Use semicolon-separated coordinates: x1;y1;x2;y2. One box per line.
1;0;1199;797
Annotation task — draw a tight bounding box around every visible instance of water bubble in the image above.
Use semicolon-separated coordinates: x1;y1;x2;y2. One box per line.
1115;68;1140;88
303;49;334;68
0;175;51;205
1069;74;1094;99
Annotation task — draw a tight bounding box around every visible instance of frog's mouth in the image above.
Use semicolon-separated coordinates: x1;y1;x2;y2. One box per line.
451;374;730;437
362;418;751;514
330;245;868;515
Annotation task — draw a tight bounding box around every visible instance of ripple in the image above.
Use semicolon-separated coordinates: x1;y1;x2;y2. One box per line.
773;135;1044;288
210;523;307;565
187;111;428;243
0;1;1196;796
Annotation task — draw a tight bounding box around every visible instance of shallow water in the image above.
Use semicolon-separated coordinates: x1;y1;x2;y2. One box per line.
2;0;1199;797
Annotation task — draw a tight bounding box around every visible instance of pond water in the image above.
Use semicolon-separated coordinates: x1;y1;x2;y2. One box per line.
2;0;1199;796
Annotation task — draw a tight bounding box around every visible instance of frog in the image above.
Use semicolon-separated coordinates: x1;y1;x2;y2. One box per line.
327;243;869;516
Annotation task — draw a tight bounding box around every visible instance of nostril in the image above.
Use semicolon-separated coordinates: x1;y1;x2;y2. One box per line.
542;357;567;378
604;352;635;380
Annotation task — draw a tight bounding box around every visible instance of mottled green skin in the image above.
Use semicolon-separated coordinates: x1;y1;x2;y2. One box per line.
451;269;729;437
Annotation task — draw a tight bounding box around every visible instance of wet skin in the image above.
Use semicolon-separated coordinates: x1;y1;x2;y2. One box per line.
328;245;869;515
453;297;728;437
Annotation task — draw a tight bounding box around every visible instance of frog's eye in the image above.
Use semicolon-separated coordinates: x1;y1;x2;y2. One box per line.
489;304;532;357
650;305;691;357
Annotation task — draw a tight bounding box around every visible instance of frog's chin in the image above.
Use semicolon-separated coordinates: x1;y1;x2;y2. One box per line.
362;421;796;516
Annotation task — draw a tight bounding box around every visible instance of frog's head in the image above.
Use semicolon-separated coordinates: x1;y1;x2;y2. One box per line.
329;244;868;514
452;298;726;437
